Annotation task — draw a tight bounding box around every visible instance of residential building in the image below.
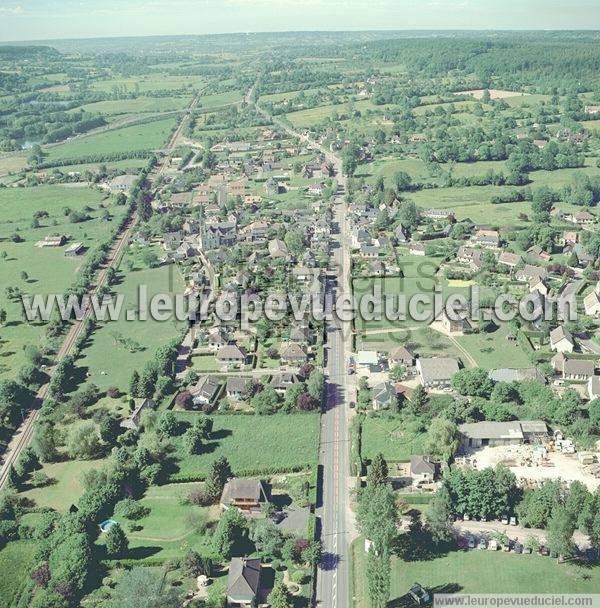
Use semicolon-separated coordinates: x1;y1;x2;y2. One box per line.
226;558;262;607
220;478;268;514
549;325;575;353
372;382;397;410
226;377;249;401
280;342;308;365
410;456;437;484
120;398;155;430
416;357;459;388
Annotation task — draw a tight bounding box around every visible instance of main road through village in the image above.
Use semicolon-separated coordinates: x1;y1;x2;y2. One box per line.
253;93;358;608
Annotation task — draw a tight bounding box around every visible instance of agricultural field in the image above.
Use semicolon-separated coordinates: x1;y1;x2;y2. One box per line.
0;184;124;377
43;116;178;165
0;541;37;607
74;96;191;116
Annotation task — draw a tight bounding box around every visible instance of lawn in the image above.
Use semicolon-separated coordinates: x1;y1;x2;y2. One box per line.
171;412;320;480
20;458;105;511
360;415;426;463
455;323;532;370
0;541;37;607
43;116;177;164
351;540;600;607
73;264;186;392
102;483;219;562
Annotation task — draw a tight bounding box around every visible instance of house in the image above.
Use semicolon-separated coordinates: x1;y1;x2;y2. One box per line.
216;345;248;368
497;252;521;268
559;231;579;247
280;342;308;365
190;375;222;407
389;346;415;367
472;229;500;248
423;209;455;222
208;328;229;350
458;420;548;449
515;264;547;284
226;377;249;401
588;376;600;400
270;373;301;396
308;182;326;196
438;309;471;335
410;456;437;484
372;382;397;411
268;238;289;259
584;291;600;316
109;174;137;193
571;211;595;225
409;242;426;256
562;358;595;381
220;478;268;514
394;224;410;244
416;357;459;388
359;245;381;259
289;324;314;345
457;246;482;272
37;235;66;247
527;245;551;262
356;350;380;374
120;398;155;430
64;242;84;257
549;326;575;353
227;558;262;607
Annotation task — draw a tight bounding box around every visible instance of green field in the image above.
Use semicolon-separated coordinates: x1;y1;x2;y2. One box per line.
0;541;37;606
0;185;125;378
351;541;600;606
89;74;206;93
20;458;105;511
75;96;191;115
171;412;320;479
73;264;186;392
360;415;426;463
44;116;177;164
197;90;243;109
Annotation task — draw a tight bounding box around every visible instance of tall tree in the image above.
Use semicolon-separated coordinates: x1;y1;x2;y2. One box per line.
367;453;389;487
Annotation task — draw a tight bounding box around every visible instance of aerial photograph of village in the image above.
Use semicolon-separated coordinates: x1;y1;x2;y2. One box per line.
0;1;599;607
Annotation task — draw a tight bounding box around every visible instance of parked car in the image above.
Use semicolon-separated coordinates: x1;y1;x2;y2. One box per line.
464;514;471;521
408;583;430;605
502;541;512;552
467;536;476;549
501;514;509;525
522;545;532;554
271;511;286;524
539;545;550;556
478;538;487;550
513;542;523;554
488;539;498;551
510;516;517;526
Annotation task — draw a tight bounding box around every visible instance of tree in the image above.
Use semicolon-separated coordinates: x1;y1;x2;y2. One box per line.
205;456;232;500
547;506;575;560
283;383;304;412
268;580;294;608
5;465;20;490
251;386;280;414
356;483;398;552
108;567;181;608
393;170;412;192
307;371;325;402
129;370;140;397
366;547;391;608
155;411;178;438
0;308;6;326
184;425;203;455
451;368;493;398
250;519;285;558
181;550;206;577
66;421;102;460
425;485;453;543
409;385;428;413
212;507;246;561
423;418;459;461
367;453;388;487
389;364;405;382
105;522;128;556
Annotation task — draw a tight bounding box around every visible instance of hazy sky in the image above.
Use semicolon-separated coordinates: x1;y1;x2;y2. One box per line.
0;0;598;42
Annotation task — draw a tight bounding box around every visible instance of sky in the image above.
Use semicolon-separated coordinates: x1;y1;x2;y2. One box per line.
0;0;598;42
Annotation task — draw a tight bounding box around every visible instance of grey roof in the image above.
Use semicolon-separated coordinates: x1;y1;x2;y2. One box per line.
563;359;595;376
417;357;459;382
459;420;547;441
550;325;574;345
226;377;249;393
227;558;261;602
489;368;545;383
217;345;247;361
410;455;436;476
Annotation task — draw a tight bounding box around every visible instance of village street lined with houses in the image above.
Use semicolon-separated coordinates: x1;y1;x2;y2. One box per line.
1;30;600;608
